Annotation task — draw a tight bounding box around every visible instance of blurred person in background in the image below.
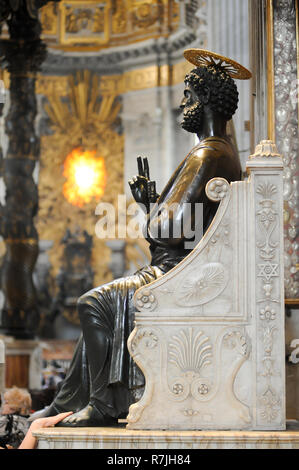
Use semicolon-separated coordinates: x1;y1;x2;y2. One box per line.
0;387;31;448
0;411;73;449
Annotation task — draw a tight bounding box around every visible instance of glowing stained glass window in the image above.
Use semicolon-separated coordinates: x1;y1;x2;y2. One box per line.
63;148;106;207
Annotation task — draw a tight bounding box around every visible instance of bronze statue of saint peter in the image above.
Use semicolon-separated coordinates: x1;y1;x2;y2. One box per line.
31;50;251;426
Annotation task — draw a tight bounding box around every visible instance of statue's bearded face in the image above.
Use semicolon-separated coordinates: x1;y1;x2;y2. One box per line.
180;82;204;133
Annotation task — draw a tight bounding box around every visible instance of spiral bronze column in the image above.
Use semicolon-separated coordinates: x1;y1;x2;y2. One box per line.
0;1;59;338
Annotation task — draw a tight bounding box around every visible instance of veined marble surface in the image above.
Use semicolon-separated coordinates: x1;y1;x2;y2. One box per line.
33;422;299;449
126;141;286;431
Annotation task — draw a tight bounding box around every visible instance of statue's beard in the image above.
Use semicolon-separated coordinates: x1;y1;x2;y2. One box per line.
181;102;204;133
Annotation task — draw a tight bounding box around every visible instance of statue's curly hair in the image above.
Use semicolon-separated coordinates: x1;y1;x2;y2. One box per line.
185;66;239;121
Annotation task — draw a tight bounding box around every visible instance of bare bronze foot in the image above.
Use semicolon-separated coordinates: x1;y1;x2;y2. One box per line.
55;404;118;427
28;403;65;422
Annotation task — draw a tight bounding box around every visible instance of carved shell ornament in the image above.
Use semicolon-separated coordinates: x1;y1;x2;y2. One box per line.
175;262;229;307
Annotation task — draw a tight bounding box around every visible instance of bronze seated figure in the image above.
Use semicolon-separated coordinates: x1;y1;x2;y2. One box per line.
32;50;251;427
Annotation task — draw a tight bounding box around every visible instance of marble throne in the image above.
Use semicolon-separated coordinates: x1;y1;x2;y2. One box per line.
127;140;286;431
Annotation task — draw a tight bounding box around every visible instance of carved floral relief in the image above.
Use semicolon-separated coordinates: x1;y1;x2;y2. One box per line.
255;174;283;425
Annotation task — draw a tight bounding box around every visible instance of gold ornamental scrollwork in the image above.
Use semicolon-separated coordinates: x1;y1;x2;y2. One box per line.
40;1;58;36
39;0;180;51
130;0;163;30
59;1;111;45
112;0;127;34
98;61;193;96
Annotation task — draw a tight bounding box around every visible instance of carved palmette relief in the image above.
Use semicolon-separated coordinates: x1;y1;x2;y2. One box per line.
168;328;213;402
256;183;278;261
166;326;251;424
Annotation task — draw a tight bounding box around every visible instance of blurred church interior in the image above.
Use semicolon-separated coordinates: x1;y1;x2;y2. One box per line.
0;0;298;419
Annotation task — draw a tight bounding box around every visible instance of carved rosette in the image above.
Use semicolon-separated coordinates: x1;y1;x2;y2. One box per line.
206;177;230;202
135;288;157;311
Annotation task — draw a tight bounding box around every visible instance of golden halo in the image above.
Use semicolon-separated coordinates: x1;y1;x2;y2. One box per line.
184;49;252;80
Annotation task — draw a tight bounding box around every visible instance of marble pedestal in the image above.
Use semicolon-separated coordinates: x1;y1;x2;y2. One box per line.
33;422;299;449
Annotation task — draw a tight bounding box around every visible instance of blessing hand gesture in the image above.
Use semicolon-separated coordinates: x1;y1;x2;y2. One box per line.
129;156;158;213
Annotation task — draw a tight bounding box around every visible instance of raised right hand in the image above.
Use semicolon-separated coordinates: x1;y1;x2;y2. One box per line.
129;174;149;210
129;156;158;213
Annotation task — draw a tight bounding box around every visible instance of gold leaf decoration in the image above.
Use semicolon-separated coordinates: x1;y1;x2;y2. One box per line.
37;70;124;304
